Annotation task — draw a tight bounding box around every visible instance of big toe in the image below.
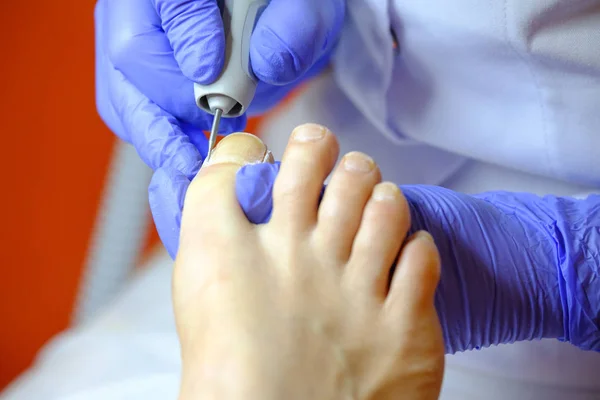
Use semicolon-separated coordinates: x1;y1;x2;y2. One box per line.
183;133;272;244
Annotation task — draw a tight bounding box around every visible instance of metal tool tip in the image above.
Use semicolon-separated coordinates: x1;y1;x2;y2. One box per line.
205;108;223;163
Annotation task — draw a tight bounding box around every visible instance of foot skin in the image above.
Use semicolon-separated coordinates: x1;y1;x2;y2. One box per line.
174;125;444;400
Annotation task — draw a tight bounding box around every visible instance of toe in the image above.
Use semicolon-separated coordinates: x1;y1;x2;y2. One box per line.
344;183;410;299
382;233;445;400
385;231;441;317
314;152;381;263
270;123;339;232
182;133;270;247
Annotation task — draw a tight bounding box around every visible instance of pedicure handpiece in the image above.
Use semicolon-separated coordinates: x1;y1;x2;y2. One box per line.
195;0;267;163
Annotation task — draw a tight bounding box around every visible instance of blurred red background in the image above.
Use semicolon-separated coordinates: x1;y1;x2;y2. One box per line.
0;1;268;389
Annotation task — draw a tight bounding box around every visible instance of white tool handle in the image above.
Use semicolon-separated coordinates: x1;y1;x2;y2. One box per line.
194;0;268;117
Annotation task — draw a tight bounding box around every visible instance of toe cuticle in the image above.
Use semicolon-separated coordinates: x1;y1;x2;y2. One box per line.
342;152;375;173
291;123;326;142
372;182;400;201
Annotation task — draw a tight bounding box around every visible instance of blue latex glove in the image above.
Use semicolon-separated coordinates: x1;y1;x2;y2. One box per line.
94;0;345;258
235;162;600;353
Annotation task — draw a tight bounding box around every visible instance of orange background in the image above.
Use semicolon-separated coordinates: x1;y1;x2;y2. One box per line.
0;1;269;390
0;1;113;389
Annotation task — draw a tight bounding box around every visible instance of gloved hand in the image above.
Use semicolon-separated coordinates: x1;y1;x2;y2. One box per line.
235;162;600;353
94;0;345;257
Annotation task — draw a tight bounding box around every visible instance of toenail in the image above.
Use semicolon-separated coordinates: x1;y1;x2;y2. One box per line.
372;182;401;201
343;152;375;173
291;123;326;142
415;230;434;242
206;133;269;166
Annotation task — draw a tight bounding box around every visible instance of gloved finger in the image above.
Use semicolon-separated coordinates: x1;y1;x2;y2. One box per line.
153;0;224;84
236;162;281;223
95;0;129;142
149;167;190;259
183;134;273;235
179;121;211;159
105;0;246;133
108;60;201;177
250;0;345;85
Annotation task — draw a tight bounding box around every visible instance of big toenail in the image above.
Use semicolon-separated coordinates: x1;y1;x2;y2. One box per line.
206;133;268;166
372;182;401;201
343;152;375;173
415;230;434;243
291;123;326;142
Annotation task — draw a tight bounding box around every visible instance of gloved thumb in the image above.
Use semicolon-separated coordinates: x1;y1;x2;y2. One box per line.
250;0;345;85
149;167;190;259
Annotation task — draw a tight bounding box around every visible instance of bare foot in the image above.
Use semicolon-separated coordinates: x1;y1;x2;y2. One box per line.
174;124;444;400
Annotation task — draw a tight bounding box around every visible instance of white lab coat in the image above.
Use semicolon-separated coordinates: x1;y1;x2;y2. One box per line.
2;1;600;399
262;0;600;398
